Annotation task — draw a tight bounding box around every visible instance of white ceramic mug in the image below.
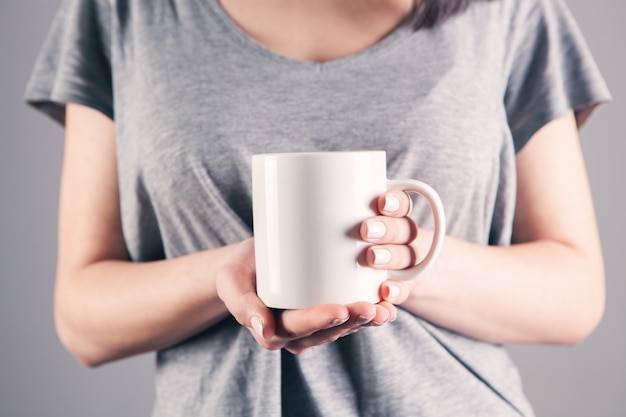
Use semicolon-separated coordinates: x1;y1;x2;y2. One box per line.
252;151;445;309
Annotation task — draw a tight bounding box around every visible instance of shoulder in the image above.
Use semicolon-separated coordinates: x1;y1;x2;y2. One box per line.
498;0;576;29
462;0;574;28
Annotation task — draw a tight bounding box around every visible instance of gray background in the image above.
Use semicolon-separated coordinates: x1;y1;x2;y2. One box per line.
1;1;624;416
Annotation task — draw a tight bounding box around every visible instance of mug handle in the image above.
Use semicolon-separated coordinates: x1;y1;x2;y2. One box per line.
385;179;446;280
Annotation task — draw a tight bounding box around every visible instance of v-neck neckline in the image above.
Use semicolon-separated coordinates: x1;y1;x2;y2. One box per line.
206;1;416;71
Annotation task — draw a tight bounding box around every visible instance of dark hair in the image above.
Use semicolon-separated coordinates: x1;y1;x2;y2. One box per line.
413;0;473;29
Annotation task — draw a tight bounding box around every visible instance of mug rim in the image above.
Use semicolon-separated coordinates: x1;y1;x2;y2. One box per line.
252;150;386;159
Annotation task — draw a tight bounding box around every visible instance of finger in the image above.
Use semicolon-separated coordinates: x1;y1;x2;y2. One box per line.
364;244;419;270
215;240;277;342
370;302;393;325
345;301;378;326
360;216;418;244
277;304;350;339
378;301;399;322
217;269;277;341
355;301;399;327
283;302;380;354
378;190;412;217
279;301;378;339
380;281;410;305
283;324;350;354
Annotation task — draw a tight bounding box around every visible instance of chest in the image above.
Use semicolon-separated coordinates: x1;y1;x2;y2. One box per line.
216;0;415;63
111;4;513;235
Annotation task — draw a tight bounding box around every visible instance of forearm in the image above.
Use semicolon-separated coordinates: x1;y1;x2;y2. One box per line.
55;245;235;366
404;235;605;345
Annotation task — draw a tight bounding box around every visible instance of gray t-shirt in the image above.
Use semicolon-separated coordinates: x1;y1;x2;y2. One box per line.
26;0;610;415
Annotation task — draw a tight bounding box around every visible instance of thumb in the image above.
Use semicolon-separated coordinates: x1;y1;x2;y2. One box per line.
215;239;277;341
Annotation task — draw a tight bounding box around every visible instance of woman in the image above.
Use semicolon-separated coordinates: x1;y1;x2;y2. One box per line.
26;0;609;415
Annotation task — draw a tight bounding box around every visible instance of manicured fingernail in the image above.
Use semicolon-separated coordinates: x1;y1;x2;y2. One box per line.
383;194;400;213
251;316;265;338
387;284;401;300
355;314;374;325
366;220;386;239
372;247;392;266
328;316;349;328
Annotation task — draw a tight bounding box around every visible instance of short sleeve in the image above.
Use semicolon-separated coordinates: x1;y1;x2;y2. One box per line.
24;0;113;125
504;0;611;153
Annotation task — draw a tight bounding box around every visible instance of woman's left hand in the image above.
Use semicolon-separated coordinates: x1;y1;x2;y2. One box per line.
359;112;605;345
360;190;421;305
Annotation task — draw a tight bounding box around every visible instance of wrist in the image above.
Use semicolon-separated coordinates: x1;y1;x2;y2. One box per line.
185;246;237;321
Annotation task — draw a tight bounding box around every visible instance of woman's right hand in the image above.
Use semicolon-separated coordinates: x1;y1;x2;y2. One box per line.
216;238;399;354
